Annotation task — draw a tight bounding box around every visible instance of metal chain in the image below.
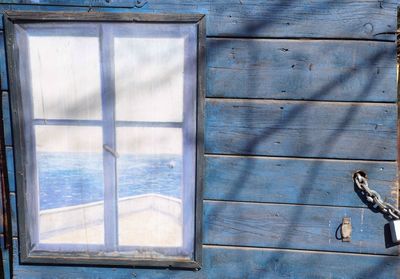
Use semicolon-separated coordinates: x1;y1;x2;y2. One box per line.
353;171;400;220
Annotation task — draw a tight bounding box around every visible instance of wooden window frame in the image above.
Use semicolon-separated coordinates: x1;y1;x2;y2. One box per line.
5;11;205;269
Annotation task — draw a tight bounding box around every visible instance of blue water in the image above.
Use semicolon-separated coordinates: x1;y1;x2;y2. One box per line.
38;152;182;210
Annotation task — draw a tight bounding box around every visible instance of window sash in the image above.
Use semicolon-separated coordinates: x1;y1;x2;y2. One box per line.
23;24;195;253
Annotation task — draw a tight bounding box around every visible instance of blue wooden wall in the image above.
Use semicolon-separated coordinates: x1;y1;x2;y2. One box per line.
0;0;400;278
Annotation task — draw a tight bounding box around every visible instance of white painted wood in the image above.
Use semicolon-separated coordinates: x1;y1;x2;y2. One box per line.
28;32;102;120
114;36;185;122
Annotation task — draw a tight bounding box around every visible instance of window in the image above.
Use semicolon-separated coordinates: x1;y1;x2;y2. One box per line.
5;11;205;268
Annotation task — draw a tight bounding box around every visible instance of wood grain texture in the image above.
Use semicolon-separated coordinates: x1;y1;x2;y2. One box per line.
204;0;397;40
4;10;204;23
1;36;398;101
207;39;397;102
0;236;11;279
9;193;16;237
1;0;136;8
0;33;7;91
0;1;398;40
9;156;398;237
205;99;397;160
0;186;2;235
205;155;398;207
203;201;398;255
0;1;398;277
0;5;94;31
2;92;11;146
11;241;400;278
6;147;14;193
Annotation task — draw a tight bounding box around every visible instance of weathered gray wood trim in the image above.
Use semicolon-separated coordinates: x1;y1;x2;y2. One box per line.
194;15;205;268
2;0;136;8
4;11;205;24
4;13;32;264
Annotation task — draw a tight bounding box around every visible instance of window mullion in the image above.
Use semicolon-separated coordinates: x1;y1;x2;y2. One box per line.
99;24;118;250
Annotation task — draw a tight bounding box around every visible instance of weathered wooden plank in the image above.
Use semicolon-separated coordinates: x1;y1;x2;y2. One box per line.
204;201;397;255
206;0;397;40
205;100;397;160
9;193;16;237
0;1;397;40
1;239;11;279
0;5;107;31
10;159;396;235
5;148;14;193
9;157;397;237
11;240;400;278
205;155;398;207
2;92;11;146
1;37;397;101
1;0;136;8
207;39;397;102
0;185;2;235
0;234;11;279
0;33;7;91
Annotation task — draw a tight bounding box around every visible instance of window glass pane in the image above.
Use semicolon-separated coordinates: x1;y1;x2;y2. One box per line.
116;127;183;247
27;27;102;120
114;37;184;122
36;126;104;245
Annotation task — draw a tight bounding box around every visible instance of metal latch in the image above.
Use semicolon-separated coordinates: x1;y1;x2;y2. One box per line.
103;144;119;158
341;217;352;242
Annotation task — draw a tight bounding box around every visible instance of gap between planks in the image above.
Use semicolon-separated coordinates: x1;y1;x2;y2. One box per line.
205;153;397;163
203;198;382;209
205;97;398;106
204;153;397;164
203;244;400;258
2;148;397;162
203;199;389;210
207;36;396;43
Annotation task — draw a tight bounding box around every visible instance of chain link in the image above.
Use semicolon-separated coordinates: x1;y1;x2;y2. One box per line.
353;171;400;220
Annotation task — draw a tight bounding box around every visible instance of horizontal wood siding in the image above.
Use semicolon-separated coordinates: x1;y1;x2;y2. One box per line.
4;95;397;161
1;0;136;7
11;240;400;278
9;194;15;237
203;201;397;255
205;99;397;160
0;1;397;40
1;38;398;102
7;156;399;236
205;155;398;207
2;93;11;146
1;40;398;104
5;148;14;193
0;1;398;278
207;39;397;102
0;33;6;91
